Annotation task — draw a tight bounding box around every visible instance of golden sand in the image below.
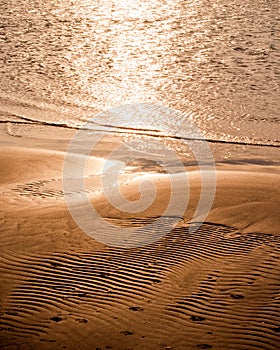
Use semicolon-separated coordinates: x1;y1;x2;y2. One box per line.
1;127;280;349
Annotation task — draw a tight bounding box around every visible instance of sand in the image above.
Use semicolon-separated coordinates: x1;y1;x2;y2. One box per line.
1;125;280;350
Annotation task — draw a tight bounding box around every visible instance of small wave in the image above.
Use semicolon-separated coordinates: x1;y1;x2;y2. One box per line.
1;116;280;150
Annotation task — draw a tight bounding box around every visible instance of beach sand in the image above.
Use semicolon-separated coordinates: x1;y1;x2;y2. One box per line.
1;125;280;350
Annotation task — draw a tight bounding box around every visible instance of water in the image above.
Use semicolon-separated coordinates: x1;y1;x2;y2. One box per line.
0;0;280;147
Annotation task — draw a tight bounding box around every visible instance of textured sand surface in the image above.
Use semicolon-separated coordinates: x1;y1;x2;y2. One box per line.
1;129;280;350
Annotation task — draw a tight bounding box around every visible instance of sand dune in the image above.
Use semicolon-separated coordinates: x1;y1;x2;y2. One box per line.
1;130;280;349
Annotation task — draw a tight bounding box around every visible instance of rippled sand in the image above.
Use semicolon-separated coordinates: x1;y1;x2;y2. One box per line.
1;126;280;350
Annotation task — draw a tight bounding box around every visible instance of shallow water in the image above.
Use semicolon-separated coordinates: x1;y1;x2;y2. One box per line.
0;0;280;147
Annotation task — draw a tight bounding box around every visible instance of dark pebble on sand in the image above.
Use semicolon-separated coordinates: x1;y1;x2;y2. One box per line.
50;316;62;322
197;344;212;349
190;315;206;322
121;330;134;336
129;306;144;311
230;294;244;299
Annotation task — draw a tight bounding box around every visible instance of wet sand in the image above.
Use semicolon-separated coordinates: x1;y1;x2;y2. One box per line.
1;126;280;350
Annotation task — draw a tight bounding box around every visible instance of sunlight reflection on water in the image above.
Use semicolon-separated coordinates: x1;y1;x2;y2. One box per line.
0;0;279;145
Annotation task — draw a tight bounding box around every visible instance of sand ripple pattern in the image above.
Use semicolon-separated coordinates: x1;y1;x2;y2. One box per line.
1;221;280;349
10;177;99;201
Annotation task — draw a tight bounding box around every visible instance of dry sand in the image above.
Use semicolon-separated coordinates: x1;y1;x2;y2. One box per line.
1;125;280;350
